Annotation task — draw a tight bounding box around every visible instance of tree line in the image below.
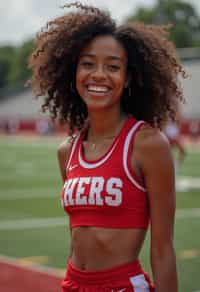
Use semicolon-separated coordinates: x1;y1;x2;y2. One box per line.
0;39;33;98
0;0;200;99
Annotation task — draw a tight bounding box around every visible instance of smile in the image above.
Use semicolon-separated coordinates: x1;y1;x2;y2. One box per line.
87;85;110;93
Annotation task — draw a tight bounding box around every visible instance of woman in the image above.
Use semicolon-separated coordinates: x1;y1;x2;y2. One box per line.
29;2;185;291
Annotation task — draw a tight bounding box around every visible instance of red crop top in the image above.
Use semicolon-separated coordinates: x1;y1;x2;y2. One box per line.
60;116;149;229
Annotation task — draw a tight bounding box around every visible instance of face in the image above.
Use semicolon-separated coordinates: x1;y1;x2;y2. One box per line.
76;35;129;112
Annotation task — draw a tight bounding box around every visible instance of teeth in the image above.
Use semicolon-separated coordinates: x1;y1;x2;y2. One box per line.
88;85;109;93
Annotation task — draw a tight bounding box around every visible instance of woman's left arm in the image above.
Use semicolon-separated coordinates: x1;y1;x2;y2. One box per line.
136;127;178;292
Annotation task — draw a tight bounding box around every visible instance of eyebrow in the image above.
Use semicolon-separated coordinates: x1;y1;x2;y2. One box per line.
79;54;124;62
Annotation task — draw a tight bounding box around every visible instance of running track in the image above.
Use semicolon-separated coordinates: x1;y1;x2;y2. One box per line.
0;256;63;292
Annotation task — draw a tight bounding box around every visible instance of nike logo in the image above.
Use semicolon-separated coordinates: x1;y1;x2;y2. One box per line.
68;164;78;171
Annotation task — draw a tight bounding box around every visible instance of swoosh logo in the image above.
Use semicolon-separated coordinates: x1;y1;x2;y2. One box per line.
68;164;78;171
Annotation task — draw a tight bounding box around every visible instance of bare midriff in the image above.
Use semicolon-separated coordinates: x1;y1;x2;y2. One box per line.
70;227;146;270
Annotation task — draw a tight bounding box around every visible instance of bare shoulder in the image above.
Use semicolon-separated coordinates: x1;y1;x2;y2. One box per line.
57;136;74;160
135;124;170;154
134;124;172;169
57;135;75;181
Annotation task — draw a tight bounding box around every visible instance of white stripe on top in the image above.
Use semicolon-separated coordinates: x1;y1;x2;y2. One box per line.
78;139;119;169
66;134;80;170
123;121;146;192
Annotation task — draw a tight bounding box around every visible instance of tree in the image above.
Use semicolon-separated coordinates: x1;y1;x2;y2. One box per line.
8;39;34;86
127;0;200;48
0;46;15;90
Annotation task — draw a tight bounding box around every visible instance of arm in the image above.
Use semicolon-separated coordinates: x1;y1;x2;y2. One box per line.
57;136;74;257
135;127;178;292
57;136;73;182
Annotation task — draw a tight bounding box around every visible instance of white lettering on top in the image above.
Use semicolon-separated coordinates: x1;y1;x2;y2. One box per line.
105;177;123;206
63;176;123;207
75;177;90;205
88;177;104;205
63;178;78;206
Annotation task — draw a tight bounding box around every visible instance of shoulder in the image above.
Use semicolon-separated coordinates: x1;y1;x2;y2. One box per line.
136;124;170;150
134;124;173;170
57;135;78;181
57;135;76;162
58;136;73;156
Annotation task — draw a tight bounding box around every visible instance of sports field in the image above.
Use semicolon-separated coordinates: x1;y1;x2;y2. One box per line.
0;135;200;292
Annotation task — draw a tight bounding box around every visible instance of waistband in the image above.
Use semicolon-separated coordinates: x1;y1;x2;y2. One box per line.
67;258;143;285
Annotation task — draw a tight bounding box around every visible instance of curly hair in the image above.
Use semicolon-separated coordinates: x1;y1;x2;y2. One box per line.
29;1;185;134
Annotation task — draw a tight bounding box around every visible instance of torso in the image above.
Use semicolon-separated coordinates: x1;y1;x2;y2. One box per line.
71;227;146;270
59;117;149;270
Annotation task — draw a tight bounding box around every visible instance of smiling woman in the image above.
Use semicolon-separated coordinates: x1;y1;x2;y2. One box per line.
76;35;129;112
28;2;185;292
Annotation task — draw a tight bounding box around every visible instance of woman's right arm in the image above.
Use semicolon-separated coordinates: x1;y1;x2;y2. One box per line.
57;136;74;258
135;127;177;292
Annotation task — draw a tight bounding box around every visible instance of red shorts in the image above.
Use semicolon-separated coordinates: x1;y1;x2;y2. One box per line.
61;259;154;291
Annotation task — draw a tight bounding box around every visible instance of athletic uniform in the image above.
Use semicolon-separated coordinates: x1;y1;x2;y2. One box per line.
60;116;154;291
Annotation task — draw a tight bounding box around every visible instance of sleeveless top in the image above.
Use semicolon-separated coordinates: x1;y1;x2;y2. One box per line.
60;116;149;229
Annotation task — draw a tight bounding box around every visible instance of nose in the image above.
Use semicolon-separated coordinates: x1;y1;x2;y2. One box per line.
91;65;106;81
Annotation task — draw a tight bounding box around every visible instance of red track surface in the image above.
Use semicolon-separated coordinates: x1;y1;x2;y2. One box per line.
0;260;63;292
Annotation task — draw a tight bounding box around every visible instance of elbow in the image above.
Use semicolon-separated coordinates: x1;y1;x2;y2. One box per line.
151;240;176;268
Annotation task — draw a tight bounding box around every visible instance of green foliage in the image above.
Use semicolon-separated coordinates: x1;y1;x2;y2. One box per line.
0;46;16;89
127;0;200;48
0;39;34;97
8;39;34;86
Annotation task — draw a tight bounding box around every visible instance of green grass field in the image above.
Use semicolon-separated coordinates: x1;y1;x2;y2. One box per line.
0;136;200;291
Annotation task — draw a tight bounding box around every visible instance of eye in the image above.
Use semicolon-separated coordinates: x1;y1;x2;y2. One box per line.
80;61;94;68
108;64;120;72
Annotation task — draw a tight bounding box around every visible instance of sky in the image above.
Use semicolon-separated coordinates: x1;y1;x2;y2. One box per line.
1;0;200;46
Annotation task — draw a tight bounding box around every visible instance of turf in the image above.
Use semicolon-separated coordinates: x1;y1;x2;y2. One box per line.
0;136;200;292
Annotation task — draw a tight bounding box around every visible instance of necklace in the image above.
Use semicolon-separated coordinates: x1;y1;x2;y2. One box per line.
85;115;127;151
85;135;117;151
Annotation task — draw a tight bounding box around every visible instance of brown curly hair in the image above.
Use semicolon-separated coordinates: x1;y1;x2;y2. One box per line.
29;1;185;134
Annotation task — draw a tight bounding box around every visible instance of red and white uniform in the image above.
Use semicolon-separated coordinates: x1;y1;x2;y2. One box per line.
62;258;154;291
60;116;154;291
61;116;149;229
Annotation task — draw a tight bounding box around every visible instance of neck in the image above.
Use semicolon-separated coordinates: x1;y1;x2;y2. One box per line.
87;110;127;142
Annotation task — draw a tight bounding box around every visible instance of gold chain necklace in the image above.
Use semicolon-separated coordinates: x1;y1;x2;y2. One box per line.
85;135;116;151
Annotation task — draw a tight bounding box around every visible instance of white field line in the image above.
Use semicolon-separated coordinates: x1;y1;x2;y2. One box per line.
0;176;199;201
0;217;68;230
0;192;57;200
176;176;200;190
0;208;200;230
176;208;200;219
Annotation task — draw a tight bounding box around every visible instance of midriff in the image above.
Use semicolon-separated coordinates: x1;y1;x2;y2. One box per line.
70;226;146;271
